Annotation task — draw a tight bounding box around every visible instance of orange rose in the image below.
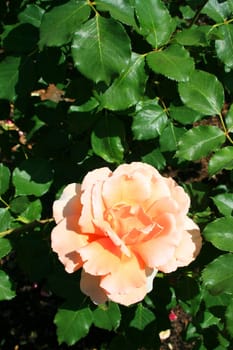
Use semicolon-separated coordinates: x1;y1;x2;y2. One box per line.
51;162;201;306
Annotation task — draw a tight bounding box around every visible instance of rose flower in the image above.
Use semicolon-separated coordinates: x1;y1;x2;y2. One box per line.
51;162;201;306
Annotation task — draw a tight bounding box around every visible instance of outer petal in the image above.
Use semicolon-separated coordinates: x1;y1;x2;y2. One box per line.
53;183;81;224
100;253;146;294
165;177;190;215
80;271;108;304
51;217;88;273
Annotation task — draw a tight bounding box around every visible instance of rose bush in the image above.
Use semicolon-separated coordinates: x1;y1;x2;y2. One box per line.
51;162;201;306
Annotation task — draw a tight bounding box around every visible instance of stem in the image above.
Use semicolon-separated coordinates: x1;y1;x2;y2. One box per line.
0;196;9;208
188;0;209;28
0;218;54;238
218;112;233;144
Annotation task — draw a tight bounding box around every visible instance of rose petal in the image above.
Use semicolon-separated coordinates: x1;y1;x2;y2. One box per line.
51;218;88;273
80;271;108;304
53;183;81;224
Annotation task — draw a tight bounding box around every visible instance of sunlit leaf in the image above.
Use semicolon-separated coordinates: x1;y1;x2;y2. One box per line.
208;146;233;176
176;125;225;161
174;27;208;46
0;238;12;259
200;311;221;329
18;4;45;28
0;270;15;301
72;15;131;84
147;45;194;82
212;193;233;217
0;164;10;195
93;302;121;331
215;24;233;69
100;53;147;110
203;217;233;252
178;70;224;116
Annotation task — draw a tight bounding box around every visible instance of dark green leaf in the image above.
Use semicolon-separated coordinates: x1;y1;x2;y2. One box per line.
130;303;155;330
0;238;12;259
226;105;233;133
132;99;167;140
159;122;186;152
174;27;208;46
12;159;53;196
0;56;20;100
0;208;13;232
216;24;233;69
147;45;194;82
10;196;30;214
100;53;147;110
72;15;131;84
95;0;137;27
3;24;39;54
93;302;121;331
40;0;90;47
176;125;225;161
135;0;176;48
208;146;233;176
212;193;233;217
18;4;45;28
169;105;203;125
0;164;10;195
178;70;224;116
0;270;15;301
202;253;233;295
54;305;93;346
91;116;125;163
141;149;166;170
226;300;233;337
203;217;233;252
19;199;42;222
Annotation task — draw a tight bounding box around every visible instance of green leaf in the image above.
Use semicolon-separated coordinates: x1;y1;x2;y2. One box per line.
0;164;10;195
91;116;125;163
72;15;131;84
40;0;90;47
203;217;233;252
135;0;176;48
132;99;167;140
18;4;45;28
226;105;233;133
212;193;233;217
208;146;233;176
215;24;233;69
12;158;53;197
169;105;203;125
159;122;186;152
0;56;20;100
100;53;147;110
141;149;166;170
0;208;13;232
95;0;137;27
93;302;121;331
147;45;194;82
200;311;221;329
202;253;233;295
19;199;42;223
54;305;93;346
10;196;30;214
202;0;229;22
176;125;225;161
178;70;224;116
0;238;12;259
130;303;155;330
226;300;233;337
3;24;39;54
174;27;208;46
69;98;99;113
0;270;15;301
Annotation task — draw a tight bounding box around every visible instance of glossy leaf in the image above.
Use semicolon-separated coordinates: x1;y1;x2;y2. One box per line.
132;99;167;140
178;70;224;116
0;56;20;100
0;164;10;195
212;193;233;217
40;0;90;47
141;148;166;170
174;27;208;46
215;24;233;69
91;116;125;163
202;253;233;295
95;0;136;27
176;125;225;161
169;105;203;125
202;0;229;22
54;305;93;346
93;302;121;331
100;53;147;110
159;123;185;152
0;208;13;232
18;4;45;28
12;159;53;196
0;270;15;301
130;303;155;330
0;238;12;259
208;146;233;176
72;15;131;84
19;199;42;222
147;45;194;82
226;105;233;132
135;0;176;48
203;217;233;252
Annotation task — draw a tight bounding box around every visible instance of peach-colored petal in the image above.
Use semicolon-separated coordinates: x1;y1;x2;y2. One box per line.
165;177;190;214
79;238;121;275
100;253;146;294
51;218;88;273
80;271;108;304
132;213;181;268
53;183;81;224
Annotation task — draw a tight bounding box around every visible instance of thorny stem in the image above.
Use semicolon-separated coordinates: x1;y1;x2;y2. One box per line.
0;218;54;238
